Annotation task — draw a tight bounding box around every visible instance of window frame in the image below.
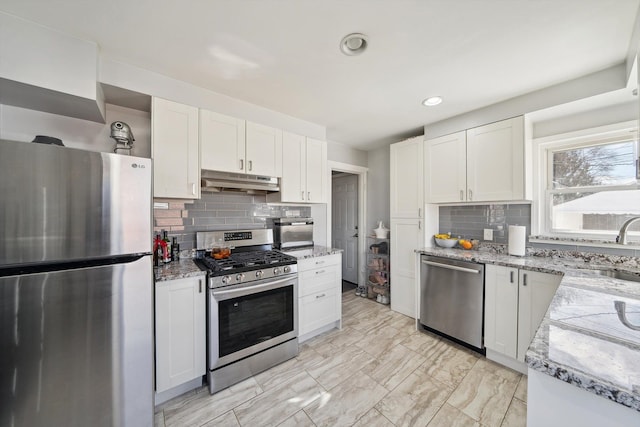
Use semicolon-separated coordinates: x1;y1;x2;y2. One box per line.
532;120;639;239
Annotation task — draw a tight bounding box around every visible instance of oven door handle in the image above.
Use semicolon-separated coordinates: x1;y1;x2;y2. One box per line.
211;275;295;301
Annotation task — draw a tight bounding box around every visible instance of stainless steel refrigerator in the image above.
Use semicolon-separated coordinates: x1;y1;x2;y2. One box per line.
0;139;154;427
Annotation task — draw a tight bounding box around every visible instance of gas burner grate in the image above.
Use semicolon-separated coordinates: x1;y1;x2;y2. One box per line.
199;250;297;276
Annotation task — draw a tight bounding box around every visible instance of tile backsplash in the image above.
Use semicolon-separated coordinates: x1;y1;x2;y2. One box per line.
153;191;310;250
438;204;531;244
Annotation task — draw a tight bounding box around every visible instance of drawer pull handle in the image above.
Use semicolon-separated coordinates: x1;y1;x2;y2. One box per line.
523;273;528;286
316;293;326;299
315;270;325;274
315;260;325;265
198;279;202;293
510;271;514;283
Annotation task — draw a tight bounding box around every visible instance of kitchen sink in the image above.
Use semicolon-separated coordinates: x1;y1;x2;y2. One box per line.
588;269;640;283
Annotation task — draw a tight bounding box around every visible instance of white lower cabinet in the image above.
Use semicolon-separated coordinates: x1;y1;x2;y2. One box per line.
155;276;206;395
484;265;561;366
297;254;342;341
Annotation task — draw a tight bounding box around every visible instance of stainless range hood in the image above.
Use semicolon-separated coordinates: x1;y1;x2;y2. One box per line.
201;169;280;193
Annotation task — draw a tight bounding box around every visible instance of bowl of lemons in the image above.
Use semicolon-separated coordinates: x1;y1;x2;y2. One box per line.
434;233;458;248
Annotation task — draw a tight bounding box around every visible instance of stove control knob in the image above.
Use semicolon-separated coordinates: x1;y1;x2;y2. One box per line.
283;266;291;273
221;275;231;284
236;273;245;281
255;270;263;278
273;267;281;275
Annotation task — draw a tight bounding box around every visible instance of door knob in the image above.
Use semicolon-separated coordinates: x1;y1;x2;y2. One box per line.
352;233;358;237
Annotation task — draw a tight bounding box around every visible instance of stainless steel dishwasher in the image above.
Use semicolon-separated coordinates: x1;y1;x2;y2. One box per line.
419;255;485;353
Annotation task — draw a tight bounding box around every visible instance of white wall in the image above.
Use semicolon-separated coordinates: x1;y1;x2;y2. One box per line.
0;103;151;158
366;146;391;231
532;100;637;138
425;64;628;139
100;58;325;140
327;140;368;167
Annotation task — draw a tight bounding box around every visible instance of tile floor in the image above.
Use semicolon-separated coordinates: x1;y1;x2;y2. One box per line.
155;291;527;427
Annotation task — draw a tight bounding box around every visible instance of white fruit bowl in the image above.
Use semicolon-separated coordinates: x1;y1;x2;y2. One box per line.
434;237;458;248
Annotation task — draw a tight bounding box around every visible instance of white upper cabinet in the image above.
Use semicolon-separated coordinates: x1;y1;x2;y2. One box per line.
424;131;466;203
390;136;424;218
269;133;327;203
305;137;327;203
199;110;245;173
466;116;524;202
152;97;200;199
425;116;525;203
245;121;283;177
199;111;283;177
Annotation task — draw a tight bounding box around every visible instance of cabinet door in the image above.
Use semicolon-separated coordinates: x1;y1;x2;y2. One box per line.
152;97;200;198
466;116;524;202
390;218;423;318
390;136;424;218
299;287;339;336
199;110;246;173
280;131;305;202
155;276;206;392
424;131;467;203
484;265;518;358
305;138;327;203
517;270;561;362
246;122;283;177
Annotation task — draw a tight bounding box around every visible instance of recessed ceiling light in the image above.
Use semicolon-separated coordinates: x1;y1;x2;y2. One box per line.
422;96;443;106
340;33;368;56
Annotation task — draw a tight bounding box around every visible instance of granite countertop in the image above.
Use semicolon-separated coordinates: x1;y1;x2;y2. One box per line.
417;246;640;412
154;258;206;282
280;245;343;259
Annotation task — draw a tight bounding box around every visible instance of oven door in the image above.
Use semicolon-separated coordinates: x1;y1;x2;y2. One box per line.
209;275;298;370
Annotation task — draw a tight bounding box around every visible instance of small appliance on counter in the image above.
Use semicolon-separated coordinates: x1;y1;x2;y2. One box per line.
268;217;314;249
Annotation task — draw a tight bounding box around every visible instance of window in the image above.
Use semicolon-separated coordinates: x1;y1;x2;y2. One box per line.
538;123;640;239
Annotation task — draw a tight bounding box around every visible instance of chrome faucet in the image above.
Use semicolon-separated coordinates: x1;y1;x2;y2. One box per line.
616;216;640;244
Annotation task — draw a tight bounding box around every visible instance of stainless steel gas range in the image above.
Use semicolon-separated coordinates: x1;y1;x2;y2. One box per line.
194;229;299;394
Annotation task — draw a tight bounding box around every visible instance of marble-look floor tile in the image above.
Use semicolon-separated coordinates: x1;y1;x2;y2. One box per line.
154;411;165;427
277;410;316;427
446;360;520;427
362;343;426;391
375;369;452;426
322;325;365;348
254;346;325;390
304;373;388;427
201;410;240;426
417;340;479;388
164;377;262;427
500;398;527;427
385;312;416;332
355;324;411;357
306;345;375;390
514;375;527;402
427;403;480;427
352;408;395;427
400;329;441;355
233;371;324;427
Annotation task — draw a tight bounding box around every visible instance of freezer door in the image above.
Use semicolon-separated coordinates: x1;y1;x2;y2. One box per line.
0;256;153;427
0;139;151;265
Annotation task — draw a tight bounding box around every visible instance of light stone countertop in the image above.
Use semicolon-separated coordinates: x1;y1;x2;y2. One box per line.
154;258;206;282
280;245;343;259
416;246;640;412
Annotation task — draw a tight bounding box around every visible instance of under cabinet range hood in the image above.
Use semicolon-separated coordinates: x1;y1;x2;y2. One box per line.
201;169;280;193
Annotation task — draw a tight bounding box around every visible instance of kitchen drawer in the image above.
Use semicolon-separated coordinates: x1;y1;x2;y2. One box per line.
299;264;340;297
299;287;339;336
297;254;341;272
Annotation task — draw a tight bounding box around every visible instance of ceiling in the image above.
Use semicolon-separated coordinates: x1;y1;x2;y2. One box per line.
1;0;638;150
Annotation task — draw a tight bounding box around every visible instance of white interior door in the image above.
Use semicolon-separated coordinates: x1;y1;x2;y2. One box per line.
332;174;358;283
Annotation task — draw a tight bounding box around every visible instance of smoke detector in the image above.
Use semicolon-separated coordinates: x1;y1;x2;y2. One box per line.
340;33;368;56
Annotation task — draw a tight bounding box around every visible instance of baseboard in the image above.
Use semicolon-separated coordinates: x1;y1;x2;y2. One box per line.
155;376;203;406
299;321;340;343
485;348;527;374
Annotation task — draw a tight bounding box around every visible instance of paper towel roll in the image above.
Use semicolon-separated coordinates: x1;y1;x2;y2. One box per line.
508;225;526;256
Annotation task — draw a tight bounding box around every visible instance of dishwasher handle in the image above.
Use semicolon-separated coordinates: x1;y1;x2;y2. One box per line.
421;259;482;274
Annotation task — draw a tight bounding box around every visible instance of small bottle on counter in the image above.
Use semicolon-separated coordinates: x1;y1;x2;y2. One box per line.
153;234;164;267
171;237;180;261
162;230;171;263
